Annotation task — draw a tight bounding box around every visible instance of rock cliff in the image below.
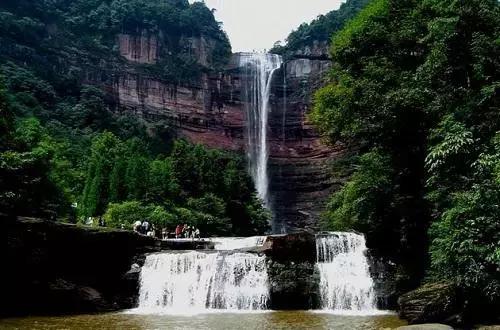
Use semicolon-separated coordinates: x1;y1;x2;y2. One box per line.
2;217;158;316
108;43;344;232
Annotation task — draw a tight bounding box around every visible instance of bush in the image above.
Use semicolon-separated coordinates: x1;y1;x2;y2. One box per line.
103;201;149;229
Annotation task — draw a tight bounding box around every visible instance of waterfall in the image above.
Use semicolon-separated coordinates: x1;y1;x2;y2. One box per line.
211;236;266;251
316;232;378;314
136;251;269;313
282;62;287;143
239;53;282;207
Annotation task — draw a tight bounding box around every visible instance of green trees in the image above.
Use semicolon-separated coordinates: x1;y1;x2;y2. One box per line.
81;132;124;217
272;0;370;57
0;85;64;217
324;151;393;233
80;133;269;236
0;0;266;237
313;0;500;302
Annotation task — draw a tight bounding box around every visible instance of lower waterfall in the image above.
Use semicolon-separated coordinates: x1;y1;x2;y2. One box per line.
316;232;379;314
136;251;269;313
211;236;267;251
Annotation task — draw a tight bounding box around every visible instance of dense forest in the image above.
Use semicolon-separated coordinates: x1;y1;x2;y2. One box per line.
312;0;499;319
0;0;269;236
271;0;370;58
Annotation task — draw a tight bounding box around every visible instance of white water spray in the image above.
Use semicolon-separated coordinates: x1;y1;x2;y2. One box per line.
136;251;269;313
211;237;266;251
282;62;287;143
316;232;379;314
239;53;282;206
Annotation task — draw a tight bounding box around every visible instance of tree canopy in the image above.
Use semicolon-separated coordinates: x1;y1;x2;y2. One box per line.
313;0;500;307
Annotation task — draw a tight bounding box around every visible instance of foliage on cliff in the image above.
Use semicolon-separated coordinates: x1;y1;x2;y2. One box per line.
271;0;369;58
313;0;500;307
0;1;270;236
82;135;269;236
0;77;269;235
0;0;231;83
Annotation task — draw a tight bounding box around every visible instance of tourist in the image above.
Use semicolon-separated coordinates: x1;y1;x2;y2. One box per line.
175;224;182;239
133;220;142;233
194;227;200;239
142;220;150;235
149;224;156;238
162;228;168;240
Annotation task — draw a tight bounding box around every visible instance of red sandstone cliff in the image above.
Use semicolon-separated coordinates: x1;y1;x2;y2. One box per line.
111;34;345;232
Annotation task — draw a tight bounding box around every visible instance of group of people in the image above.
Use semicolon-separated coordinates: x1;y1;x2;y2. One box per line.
175;224;200;239
133;220;156;237
131;221;201;240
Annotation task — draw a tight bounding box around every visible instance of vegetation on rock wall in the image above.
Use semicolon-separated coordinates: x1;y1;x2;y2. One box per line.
271;0;370;58
0;0;231;78
313;0;499;316
0;1;269;236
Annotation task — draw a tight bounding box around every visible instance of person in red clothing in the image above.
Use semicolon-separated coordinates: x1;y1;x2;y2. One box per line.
175;224;181;239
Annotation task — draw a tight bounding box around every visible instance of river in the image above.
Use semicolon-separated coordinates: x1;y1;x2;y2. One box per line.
0;311;406;329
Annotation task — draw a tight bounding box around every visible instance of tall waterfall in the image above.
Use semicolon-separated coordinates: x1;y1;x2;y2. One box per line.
239;53;282;207
136;251;269;313
316;232;378;314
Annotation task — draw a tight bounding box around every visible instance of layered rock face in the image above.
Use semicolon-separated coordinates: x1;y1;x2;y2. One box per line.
289;41;331;60
118;31;159;64
113;52;246;152
2;217;158;316
267;58;345;232
111;34;343;232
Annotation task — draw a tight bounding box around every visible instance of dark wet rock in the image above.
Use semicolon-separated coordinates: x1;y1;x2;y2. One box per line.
367;252;400;309
398;283;460;325
267;261;320;310
2;217;158;317
263;232;317;263
262;232;320;310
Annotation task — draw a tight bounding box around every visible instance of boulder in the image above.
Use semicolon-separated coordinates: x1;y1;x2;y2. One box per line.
267;260;320;310
2;217;158;317
367;252;400;309
398;283;460;325
263;232;317;263
263;232;320;309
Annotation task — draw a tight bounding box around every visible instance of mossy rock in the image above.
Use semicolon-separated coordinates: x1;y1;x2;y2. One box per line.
398;282;459;325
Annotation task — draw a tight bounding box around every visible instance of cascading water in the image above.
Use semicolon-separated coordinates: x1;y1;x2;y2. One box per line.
136;251;269;313
211;236;266;251
239;53;282;207
282;62;287;143
316;232;379;314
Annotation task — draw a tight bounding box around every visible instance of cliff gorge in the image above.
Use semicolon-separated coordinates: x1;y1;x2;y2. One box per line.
110;43;344;231
0;0;345;232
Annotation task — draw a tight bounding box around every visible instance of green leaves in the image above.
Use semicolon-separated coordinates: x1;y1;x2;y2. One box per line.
331;0;389;58
80;134;268;236
425;116;474;173
324;150;393;232
272;0;370;57
314;0;500;303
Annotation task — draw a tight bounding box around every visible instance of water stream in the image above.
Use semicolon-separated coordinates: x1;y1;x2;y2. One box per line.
135;251;269;313
316;232;379;314
239;53;282;209
132;232;383;316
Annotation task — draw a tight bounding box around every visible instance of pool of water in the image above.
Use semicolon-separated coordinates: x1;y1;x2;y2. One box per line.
0;311;407;329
